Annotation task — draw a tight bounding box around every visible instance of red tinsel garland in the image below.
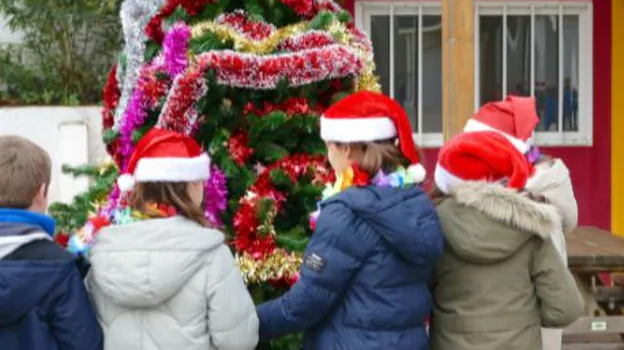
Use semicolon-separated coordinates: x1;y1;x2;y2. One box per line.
228;131;254;166
217;10;276;40
102;65;120;131
157;46;363;129
243;97;323;117
158;65;205;133
232;154;332;259
280;0;313;16
198;45;362;88
278;31;336;52
146;0;215;43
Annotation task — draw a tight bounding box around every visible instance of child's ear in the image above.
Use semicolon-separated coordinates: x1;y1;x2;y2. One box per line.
39;184;48;200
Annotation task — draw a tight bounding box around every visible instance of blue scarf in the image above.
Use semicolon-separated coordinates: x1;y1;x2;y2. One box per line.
0;208;56;237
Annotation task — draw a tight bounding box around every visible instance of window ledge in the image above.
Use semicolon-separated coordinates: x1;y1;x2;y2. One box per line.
533;132;593;147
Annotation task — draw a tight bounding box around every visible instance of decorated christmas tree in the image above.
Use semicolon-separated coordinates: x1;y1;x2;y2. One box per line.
55;0;378;347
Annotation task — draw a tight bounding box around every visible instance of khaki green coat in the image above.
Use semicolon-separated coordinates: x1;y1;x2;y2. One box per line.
429;182;584;350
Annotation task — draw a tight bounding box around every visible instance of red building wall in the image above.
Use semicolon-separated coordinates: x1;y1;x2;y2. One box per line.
544;0;611;229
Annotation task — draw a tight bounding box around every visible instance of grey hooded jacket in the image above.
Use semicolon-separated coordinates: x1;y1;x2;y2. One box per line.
86;216;258;350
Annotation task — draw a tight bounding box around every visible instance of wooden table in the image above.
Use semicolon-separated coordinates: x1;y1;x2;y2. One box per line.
564;227;624;348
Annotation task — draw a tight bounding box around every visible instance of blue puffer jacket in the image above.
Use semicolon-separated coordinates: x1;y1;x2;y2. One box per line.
257;185;444;349
0;209;103;350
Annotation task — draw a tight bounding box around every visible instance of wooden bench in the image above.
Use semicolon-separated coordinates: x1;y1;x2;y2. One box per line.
564;227;624;348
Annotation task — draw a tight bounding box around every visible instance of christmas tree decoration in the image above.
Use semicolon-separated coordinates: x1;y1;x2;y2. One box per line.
56;0;379;347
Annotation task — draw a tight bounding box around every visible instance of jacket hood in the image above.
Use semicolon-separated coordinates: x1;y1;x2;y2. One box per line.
89;216;224;308
0;222;70;325
331;186;442;265
525;158;570;193
438;182;561;264
0;222;52;259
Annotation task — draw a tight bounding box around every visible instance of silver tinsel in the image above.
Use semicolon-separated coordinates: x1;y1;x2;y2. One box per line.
113;0;166;131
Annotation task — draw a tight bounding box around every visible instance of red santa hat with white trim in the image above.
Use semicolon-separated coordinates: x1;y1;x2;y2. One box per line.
117;128;211;192
434;131;533;194
320;91;426;183
463;95;539;154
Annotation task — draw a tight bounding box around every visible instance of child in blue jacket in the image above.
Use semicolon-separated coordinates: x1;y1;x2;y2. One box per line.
0;135;103;350
257;91;444;349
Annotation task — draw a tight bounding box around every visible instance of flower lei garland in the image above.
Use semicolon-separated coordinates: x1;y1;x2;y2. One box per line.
232;154;333;286
68;203;179;256
68;164;228;257
309;165;426;230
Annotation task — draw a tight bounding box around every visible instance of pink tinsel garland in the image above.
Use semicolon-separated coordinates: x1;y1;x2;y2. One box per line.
163;22;191;77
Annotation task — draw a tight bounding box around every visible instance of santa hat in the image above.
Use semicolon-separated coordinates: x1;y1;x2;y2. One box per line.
434;131;533;194
117;128;211;192
463;95;539;154
320;91;425;182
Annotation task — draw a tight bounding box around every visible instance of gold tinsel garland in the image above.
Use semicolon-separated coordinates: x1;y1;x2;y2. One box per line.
236;249;303;285
190;18;380;92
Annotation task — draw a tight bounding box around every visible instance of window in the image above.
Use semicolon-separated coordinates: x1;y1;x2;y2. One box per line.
356;2;443;147
357;1;593;147
476;2;593;146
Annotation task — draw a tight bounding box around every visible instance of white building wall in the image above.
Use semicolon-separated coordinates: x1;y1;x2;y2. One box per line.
0;14;22;45
0;107;107;205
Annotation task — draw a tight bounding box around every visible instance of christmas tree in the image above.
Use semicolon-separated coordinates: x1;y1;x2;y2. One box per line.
55;0;378;347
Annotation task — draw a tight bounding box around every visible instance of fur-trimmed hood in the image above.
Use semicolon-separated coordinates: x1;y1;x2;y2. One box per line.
436;182;561;264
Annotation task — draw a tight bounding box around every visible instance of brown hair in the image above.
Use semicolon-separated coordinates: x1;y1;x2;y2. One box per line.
130;182;207;227
428;184;448;206
342;139;411;176
0;136;51;208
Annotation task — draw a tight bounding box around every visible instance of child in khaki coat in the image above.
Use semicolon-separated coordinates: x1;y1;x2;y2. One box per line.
429;131;583;350
463;95;579;349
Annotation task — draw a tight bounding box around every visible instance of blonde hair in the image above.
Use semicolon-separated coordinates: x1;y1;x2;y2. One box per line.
0;136;51;208
130;182;207;227
341;139;411;175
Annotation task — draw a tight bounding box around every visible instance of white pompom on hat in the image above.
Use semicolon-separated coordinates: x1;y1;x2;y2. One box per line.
463;95;539;154
320;91;426;183
117;128;211;192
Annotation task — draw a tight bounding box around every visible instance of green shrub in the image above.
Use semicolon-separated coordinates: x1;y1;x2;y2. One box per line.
0;0;123;105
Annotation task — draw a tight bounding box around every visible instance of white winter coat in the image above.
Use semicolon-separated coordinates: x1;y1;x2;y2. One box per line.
86;216;259;350
525;158;578;350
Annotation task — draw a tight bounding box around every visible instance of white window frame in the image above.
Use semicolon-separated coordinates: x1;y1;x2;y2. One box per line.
475;1;593;146
356;1;444;148
357;0;593;148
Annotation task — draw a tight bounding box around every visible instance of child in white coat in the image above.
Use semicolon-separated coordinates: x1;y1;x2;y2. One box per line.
84;128;259;350
525;150;578;350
